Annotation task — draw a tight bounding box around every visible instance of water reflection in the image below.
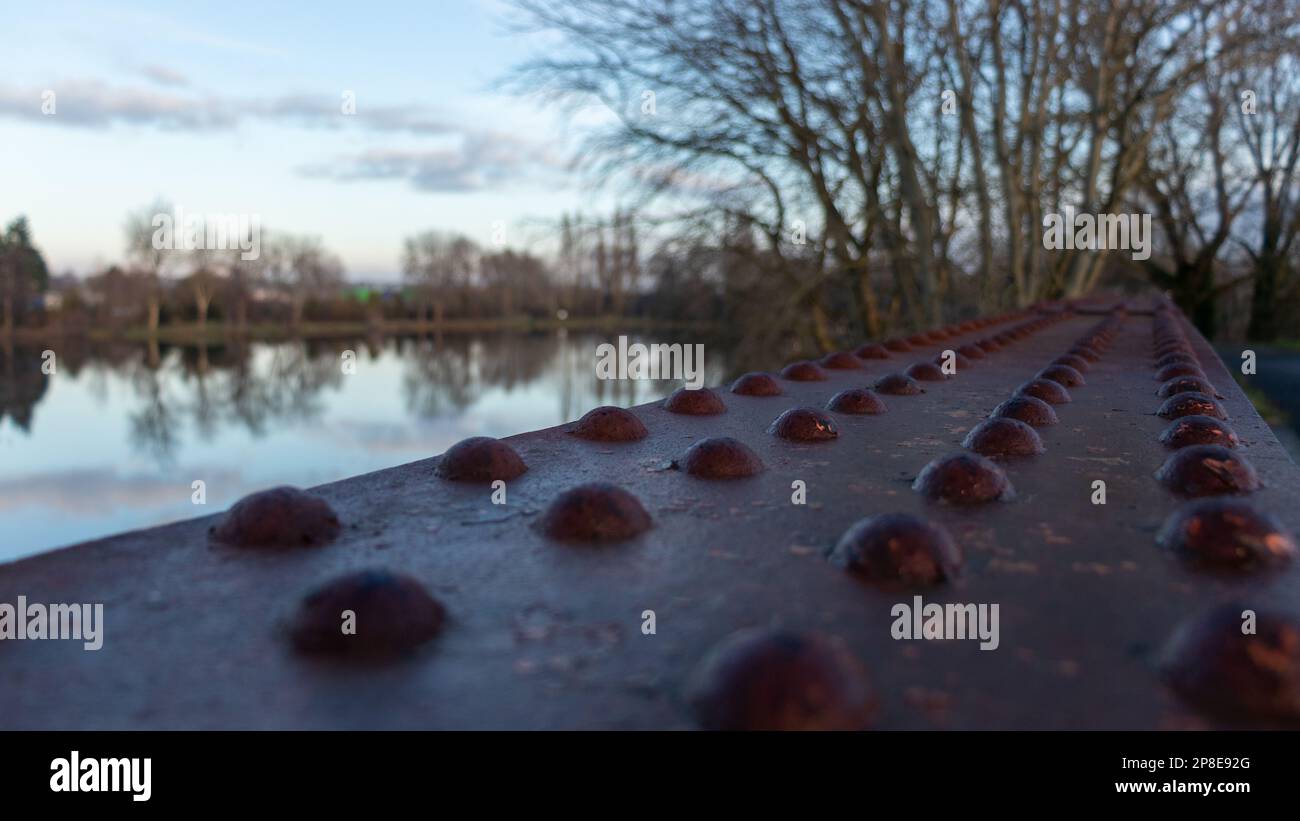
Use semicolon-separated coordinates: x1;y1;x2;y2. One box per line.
0;331;736;561
0;342;51;431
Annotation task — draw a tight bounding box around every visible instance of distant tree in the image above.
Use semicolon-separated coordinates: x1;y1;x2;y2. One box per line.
266;233;346;327
0;216;51;334
1238;47;1300;341
1137;30;1258;338
480;249;551;317
224;250;266;331
611;208;640;315
123;199;178;334
184;246;227;329
402;231;478;323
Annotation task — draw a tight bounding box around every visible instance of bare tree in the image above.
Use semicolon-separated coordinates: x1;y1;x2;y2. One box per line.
185;245;226;330
1237;43;1300;340
1137;14;1263;337
402;231;478;324
508;0;1281;345
123;199;177;334
480;249;551;317
266;233;346;328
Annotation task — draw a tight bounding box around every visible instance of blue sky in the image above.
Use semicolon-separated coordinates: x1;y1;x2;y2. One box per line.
0;0;611;280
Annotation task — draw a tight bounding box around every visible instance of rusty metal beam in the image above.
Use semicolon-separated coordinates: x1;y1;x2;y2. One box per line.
3;298;1299;729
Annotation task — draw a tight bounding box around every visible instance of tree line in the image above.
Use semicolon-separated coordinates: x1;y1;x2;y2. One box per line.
507;0;1300;345
2;204;673;335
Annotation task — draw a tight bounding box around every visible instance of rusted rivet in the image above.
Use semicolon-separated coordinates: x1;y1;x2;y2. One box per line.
1016;378;1072;405
976;338;1002;353
1156;351;1198;369
1156;375;1216;398
829;513;961;585
730;372;783;397
906;333;932;346
684;628;876;731
1155;346;1196;362
873;372;925;396
1036;364;1085;388
819;351;863;370
1159;415;1240;449
779;361;829;382
961;417;1045;458
957;343;986;360
1157;499;1295;570
1155;445;1261;497
436;436;528;482
1156;363;1206;382
664;386;726;415
288;569;445;658
883;337;913;352
854;343;891;360
1161;603;1300;719
210;486;342;549
570;405;649;441
991;395;1059;427
1077;336;1109;351
913;452;1014;504
1156;392;1228;420
540;483;652;542
1050;353;1090;373
678;436;764;479
826;388;888;415
768;407;839;441
1068;345;1101;362
905;361;948;382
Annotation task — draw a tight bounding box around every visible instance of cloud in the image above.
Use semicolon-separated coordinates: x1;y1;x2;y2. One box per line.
0;79;564;191
297;133;565;192
0;80;462;135
252;94;459;136
138;65;190;88
0;81;235;130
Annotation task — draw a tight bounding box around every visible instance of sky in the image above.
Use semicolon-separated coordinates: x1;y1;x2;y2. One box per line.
0;0;613;281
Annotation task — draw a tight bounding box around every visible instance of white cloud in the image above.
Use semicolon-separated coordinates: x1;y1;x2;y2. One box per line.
298;134;565;193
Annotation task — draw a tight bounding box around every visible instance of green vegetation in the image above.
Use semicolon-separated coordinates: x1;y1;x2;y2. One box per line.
1232;372;1290;427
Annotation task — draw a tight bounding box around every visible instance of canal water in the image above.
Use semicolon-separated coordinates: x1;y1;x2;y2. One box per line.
0;332;738;563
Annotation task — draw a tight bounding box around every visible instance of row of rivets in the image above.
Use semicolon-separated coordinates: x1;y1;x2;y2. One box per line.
1149;300;1300;720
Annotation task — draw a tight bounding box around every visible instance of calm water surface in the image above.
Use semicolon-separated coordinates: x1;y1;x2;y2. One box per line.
0;332;738;563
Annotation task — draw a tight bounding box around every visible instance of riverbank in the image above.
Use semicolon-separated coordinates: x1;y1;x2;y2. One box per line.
1;315;720;345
